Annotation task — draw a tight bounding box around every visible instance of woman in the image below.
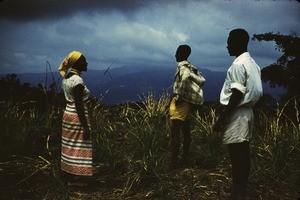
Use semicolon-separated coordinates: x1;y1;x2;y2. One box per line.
58;51;93;186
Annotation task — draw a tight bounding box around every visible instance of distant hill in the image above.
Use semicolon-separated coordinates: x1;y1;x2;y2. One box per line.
83;66;226;104
1;65;284;104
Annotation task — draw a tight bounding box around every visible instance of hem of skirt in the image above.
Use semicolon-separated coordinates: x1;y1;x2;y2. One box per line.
61;168;93;176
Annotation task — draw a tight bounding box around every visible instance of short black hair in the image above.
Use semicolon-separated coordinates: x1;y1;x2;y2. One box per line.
229;29;249;46
177;44;191;58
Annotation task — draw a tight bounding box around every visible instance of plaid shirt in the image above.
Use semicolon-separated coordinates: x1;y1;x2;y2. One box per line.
173;61;205;105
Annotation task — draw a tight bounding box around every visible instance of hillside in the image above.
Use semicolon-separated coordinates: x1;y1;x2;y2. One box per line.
2;65;284;104
0;70;298;199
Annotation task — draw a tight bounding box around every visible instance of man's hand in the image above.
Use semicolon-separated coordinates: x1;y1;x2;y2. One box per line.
213;114;228;132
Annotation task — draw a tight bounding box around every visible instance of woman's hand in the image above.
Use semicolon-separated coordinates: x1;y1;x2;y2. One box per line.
83;126;91;140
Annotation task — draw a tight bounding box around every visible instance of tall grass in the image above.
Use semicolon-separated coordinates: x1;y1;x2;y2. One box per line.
191;106;224;168
1;78;299;199
91;91;171;196
0;100;32;150
252;97;300;182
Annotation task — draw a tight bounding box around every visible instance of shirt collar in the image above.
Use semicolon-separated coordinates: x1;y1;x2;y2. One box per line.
177;60;190;66
233;52;250;64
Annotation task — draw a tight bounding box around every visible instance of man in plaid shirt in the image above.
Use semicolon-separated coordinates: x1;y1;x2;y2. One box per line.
170;45;205;169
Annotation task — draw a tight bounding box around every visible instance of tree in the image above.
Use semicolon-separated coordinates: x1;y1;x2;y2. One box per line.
252;32;300;100
0;74;64;112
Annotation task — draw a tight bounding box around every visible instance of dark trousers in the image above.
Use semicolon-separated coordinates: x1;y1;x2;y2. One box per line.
171;119;191;166
228;141;250;199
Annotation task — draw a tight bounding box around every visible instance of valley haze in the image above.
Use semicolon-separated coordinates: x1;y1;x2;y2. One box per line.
1;65;283;104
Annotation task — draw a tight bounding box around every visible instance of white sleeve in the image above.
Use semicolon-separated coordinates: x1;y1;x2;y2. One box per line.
72;75;84;87
230;64;247;94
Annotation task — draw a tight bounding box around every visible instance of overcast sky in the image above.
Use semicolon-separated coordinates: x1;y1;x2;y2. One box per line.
0;0;299;74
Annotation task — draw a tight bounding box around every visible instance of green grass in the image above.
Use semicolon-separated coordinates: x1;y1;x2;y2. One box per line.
0;91;299;199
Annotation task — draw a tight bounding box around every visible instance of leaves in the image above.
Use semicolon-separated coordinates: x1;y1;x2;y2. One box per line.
252;32;300;98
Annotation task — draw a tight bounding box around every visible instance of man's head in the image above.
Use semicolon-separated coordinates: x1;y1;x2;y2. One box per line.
227;29;249;57
175;45;191;62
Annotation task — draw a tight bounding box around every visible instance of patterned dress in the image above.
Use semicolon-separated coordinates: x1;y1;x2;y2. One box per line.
61;75;93;176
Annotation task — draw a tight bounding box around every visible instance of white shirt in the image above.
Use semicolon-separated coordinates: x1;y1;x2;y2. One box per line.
220;52;263;107
61;75;90;103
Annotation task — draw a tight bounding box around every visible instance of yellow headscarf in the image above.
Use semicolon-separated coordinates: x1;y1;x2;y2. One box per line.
58;51;82;77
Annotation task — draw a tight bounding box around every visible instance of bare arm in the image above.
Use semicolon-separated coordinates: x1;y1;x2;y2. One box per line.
74;84;90;139
213;88;243;132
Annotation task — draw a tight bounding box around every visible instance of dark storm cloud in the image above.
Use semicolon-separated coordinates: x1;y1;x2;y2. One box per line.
0;0;299;74
0;0;180;21
0;0;135;21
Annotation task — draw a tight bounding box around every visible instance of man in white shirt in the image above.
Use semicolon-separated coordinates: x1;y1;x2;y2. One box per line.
214;29;263;200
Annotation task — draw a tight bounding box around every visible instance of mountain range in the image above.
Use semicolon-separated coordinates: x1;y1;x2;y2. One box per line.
2;65;284;104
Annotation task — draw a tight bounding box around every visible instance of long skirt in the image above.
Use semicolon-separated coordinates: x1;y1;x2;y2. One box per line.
61;103;93;176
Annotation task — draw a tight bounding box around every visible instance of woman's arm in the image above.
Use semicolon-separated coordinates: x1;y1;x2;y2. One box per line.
74;84;90;139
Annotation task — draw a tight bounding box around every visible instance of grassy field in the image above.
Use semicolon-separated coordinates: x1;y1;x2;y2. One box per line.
0;90;299;199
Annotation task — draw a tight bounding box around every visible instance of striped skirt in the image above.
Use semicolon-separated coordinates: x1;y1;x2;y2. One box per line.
61;103;93;176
